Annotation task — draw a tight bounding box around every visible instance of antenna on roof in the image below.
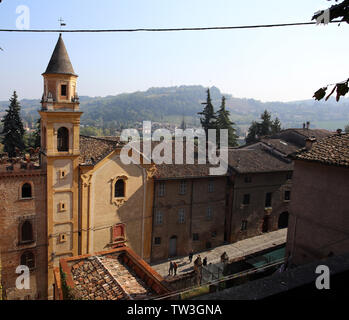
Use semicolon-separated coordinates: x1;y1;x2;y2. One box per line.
58;17;66;31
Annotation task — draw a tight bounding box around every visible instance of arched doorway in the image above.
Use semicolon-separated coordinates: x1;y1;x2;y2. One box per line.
278;212;289;229
169;236;177;257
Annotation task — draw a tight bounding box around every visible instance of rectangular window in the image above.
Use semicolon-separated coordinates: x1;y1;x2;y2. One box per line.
158;182;165;197
59;233;67;243
211;231;217;238
61;85;67;96
193;233;199;241
241;220;248;231
244;176;252;183
286;172;293;180
285;191;291;201
178;208;185;224
243;194;250;205
154;237;161;245
208;180;214;193
155;211;163;225
265;192;272;208
179;180;187;195
59;169;67;179
206;207;213;220
59;201;67;212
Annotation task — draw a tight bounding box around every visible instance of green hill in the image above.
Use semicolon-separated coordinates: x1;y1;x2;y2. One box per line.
1;85;349;132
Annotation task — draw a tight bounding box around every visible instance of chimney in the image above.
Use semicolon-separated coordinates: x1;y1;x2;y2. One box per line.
303;123;306;130
306;121;310;130
305;137;316;150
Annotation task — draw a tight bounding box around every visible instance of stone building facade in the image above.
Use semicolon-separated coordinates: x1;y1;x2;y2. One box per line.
226;146;293;244
150;169;227;261
0;162;47;299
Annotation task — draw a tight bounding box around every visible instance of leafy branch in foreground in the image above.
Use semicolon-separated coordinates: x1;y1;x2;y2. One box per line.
313;79;349;102
312;1;349;101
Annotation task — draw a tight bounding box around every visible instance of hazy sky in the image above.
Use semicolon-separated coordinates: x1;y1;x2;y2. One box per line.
0;0;348;102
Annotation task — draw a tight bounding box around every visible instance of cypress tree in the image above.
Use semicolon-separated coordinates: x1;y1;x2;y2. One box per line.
216;96;238;147
271;117;282;135
33;118;41;148
198;89;217;135
1;91;25;157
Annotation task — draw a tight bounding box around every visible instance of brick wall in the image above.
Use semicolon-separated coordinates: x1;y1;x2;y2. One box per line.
0;168;47;299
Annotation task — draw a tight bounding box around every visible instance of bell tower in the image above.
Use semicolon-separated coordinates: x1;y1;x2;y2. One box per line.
39;33;82;297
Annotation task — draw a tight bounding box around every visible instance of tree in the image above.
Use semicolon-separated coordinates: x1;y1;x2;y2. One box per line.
246;121;260;144
1;91;25;157
313;0;349;101
259;110;273;136
33;118;41;148
198;89;217;135
245;110;282;144
271;117;282;135
216;96;238;147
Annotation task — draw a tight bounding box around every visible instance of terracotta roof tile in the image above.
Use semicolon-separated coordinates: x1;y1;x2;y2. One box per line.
69;253;157;300
292;133;349;168
79;135;122;165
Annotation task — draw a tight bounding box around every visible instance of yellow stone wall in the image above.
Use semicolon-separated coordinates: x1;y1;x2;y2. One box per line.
79;151;153;261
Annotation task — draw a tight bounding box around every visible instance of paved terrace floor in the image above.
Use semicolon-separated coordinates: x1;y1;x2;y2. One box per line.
150;229;287;279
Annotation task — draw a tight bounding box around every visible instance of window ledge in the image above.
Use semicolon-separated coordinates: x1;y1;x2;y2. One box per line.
19;197;34;201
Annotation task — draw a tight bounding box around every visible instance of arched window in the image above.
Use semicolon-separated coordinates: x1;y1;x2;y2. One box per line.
21;251;35;269
21;220;34;242
57;127;69;152
114;179;125;198
21;183;32;199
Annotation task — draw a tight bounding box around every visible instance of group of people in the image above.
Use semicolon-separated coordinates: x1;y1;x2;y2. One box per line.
168;250;210;277
190;250;208;267
168;261;178;276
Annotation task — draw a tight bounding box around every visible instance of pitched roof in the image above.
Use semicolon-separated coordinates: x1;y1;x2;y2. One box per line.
291;133;349;168
59;247;169;300
243;139;300;157
228;146;293;174
79;135;123;165
43;34;77;76
286;128;333;140
260;138;300;156
139;140;227;179
271;128;333;148
152;163;221;179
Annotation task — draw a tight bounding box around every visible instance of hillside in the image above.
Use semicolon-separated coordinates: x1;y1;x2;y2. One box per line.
1;85;349;132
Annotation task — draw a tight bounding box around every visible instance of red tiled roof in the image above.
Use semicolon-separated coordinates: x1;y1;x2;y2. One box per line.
292;133;349;168
79;135;123;165
58;247;170;300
